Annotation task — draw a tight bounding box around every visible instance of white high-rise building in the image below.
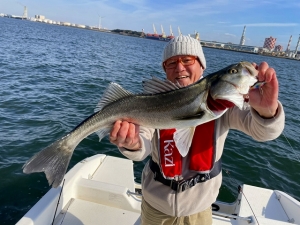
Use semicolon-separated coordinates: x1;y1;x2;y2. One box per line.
23;6;28;19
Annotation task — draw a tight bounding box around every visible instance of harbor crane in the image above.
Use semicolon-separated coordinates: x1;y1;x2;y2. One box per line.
152;24;157;34
170;25;174;37
178;26;182;36
161;25;166;38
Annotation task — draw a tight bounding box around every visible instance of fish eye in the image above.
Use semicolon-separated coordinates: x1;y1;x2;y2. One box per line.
228;69;238;74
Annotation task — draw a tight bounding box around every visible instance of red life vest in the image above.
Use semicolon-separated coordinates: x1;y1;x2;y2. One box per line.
159;120;216;179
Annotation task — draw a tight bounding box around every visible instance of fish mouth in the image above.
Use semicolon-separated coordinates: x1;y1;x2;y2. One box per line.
213;75;255;107
207;94;235;112
210;87;244;109
222;80;248;95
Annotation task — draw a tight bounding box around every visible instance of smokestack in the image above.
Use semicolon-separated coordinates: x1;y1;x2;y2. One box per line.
294;34;300;56
286;35;292;53
240;26;246;45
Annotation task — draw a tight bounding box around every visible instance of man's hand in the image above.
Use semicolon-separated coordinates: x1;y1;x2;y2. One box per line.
248;62;279;118
110;120;141;150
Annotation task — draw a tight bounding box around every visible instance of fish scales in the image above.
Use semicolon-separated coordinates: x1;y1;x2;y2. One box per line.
79;86;204;130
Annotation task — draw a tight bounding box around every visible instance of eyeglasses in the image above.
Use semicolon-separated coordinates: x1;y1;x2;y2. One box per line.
164;56;198;69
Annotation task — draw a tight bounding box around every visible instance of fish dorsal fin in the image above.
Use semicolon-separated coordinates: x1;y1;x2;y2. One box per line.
173;127;196;157
95;82;133;112
143;76;182;94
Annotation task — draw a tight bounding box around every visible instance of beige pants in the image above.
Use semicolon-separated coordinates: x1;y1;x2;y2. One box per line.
141;199;212;225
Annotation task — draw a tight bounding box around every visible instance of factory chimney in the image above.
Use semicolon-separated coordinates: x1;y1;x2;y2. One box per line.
239;26;246;45
294;34;300;57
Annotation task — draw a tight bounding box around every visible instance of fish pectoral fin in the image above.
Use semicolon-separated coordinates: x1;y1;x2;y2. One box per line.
95;127;112;141
175;111;205;120
174;127;196;157
95;83;133;112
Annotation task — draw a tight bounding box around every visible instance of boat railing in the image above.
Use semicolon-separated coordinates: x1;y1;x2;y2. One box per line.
212;211;254;223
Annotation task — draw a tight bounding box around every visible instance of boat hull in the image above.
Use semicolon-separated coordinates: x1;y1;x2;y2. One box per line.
17;154;300;225
145;36;172;42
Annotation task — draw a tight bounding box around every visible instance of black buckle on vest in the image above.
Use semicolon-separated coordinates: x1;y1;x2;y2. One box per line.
174;173;212;193
149;158;222;193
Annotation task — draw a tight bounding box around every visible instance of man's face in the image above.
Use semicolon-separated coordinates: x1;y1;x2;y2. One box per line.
164;55;204;87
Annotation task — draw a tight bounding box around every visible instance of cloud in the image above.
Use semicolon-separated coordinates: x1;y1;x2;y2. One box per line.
225;33;236;37
120;0;146;5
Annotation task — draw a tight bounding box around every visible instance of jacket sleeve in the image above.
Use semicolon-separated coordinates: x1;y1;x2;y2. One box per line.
224;101;285;141
118;126;155;161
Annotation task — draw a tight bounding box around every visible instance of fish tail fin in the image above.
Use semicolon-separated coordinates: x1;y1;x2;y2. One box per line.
23;135;75;188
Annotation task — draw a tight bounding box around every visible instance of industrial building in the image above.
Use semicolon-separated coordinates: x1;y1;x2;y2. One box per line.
200;40;259;53
263;36;277;51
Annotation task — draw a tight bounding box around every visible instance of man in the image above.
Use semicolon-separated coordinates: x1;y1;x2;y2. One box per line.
110;35;285;225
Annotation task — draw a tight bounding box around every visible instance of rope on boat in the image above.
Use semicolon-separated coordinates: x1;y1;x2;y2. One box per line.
224;170;260;225
51;179;65;225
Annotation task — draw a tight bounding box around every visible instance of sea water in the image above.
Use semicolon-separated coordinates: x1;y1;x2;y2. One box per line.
1;17;300;224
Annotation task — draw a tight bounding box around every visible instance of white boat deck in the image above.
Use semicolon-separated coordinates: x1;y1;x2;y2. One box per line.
60;198;140;225
17;154;300;225
53;156;141;225
239;185;290;223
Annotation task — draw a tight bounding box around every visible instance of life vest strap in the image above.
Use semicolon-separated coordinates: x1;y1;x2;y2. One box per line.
149;158;222;193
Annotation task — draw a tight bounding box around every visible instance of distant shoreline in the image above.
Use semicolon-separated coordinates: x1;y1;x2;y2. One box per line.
201;46;300;61
114;31;300;61
1;16;298;61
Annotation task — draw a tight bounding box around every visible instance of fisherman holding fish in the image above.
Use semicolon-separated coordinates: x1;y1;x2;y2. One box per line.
23;35;285;224
110;35;285;225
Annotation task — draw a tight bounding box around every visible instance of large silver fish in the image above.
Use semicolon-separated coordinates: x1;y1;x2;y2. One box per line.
23;61;258;188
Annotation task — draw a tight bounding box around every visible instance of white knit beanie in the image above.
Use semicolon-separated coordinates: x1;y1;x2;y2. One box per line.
162;35;206;70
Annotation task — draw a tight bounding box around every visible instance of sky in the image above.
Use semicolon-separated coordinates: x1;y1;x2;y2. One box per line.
1;0;300;49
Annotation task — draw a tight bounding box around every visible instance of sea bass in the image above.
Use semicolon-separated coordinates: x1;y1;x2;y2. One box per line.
23;61;258;188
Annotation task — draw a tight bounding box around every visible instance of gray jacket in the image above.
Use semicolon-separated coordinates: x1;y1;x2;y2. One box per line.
120;103;285;216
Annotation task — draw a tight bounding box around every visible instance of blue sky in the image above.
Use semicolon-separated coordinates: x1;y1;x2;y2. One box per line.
1;0;300;49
